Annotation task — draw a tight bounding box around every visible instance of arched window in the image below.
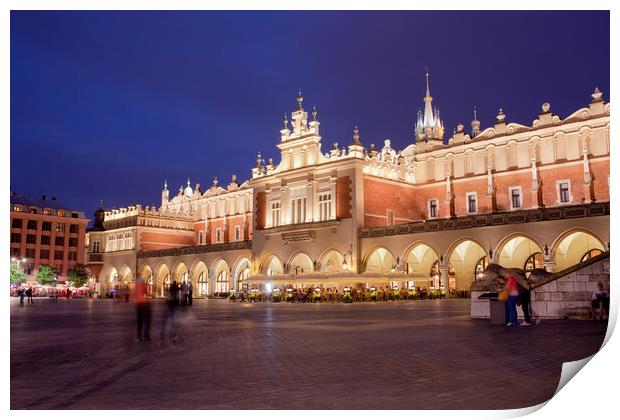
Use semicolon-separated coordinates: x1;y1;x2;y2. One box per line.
216;270;229;294
197;272;208;297
581;249;603;263
161;274;170;297
238;268;250;291
474;256;489;281
146;275;153;297
524;252;544;278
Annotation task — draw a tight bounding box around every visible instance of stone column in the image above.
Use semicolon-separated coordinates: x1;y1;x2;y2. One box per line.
440;266;449;296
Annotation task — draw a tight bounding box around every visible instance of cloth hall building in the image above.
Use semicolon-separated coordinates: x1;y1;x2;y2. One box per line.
85;77;610;298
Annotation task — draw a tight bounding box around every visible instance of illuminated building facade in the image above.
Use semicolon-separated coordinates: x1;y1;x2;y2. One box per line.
87;77;610;297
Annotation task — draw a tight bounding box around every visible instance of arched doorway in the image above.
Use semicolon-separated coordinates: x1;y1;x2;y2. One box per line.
138;265;154;297
319;249;346;273
172;262;189;285
405;242;439;289
364;247;396;273
447;239;488;291
119;265;134;292
288;252;314;275
262;255;284;277
190;260;208;298
212;259;230;296
233;257;252;291
154;263;170;298
553;230;606;271
496;234;543;274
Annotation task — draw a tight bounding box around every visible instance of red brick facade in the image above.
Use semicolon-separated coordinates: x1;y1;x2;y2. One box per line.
363;157;609;227
139;231;194;251
255;191;266;230
336;176;352;219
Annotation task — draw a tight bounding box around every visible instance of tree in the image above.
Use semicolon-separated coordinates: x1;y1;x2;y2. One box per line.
36;265;57;286
10;263;26;284
67;263;91;288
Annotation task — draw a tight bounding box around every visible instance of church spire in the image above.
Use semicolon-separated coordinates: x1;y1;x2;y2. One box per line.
415;68;444;143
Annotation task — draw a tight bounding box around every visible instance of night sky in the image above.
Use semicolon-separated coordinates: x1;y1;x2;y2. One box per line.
10;11;610;222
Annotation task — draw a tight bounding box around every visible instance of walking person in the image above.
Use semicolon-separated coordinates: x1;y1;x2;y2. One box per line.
188;281;193;306
504;273;520;327
18;287;25;306
180;281;188;306
517;282;534;326
135;276;151;342
26;286;33;304
160;281;180;345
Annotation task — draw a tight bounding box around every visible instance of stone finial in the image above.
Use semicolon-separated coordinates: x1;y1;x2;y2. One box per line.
283;114;288;129
496;108;506;122
213;177;219;188
163;180;168;190
296;89;303;110
471;106;481;137
312;104;318;121
591;86;603;102
352;126;361;146
456;123;465;133
231;174;237;184
541;102;551;113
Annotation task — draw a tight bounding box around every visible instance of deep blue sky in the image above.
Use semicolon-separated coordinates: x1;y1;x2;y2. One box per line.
10;11;610;221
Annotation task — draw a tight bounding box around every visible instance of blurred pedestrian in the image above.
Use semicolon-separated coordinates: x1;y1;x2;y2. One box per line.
188;281;193;306
504;274;520;327
135;276;151;342
18;288;25;306
26;287;33;304
517;282;533;326
160;281;179;344
180;281;188;306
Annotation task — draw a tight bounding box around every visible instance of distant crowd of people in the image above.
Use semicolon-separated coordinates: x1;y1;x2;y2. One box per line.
13;286;93;304
230;285;450;303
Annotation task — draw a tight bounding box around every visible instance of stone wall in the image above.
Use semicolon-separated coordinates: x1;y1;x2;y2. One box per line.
471;252;609;319
531;254;609;319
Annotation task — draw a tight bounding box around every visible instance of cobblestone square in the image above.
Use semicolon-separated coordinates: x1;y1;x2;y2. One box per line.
10;298;606;410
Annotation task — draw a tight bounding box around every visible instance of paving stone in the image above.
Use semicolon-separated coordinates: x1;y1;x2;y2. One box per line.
10;298;607;410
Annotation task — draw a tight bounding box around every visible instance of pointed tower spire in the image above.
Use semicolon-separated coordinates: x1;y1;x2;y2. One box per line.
423;68;435;129
163;180;168;190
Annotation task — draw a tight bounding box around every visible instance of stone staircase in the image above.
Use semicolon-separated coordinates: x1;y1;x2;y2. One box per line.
529;252;609;319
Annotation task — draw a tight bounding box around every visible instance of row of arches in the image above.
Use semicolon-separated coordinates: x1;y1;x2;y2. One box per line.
363;228;606;291
102;228;606;297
